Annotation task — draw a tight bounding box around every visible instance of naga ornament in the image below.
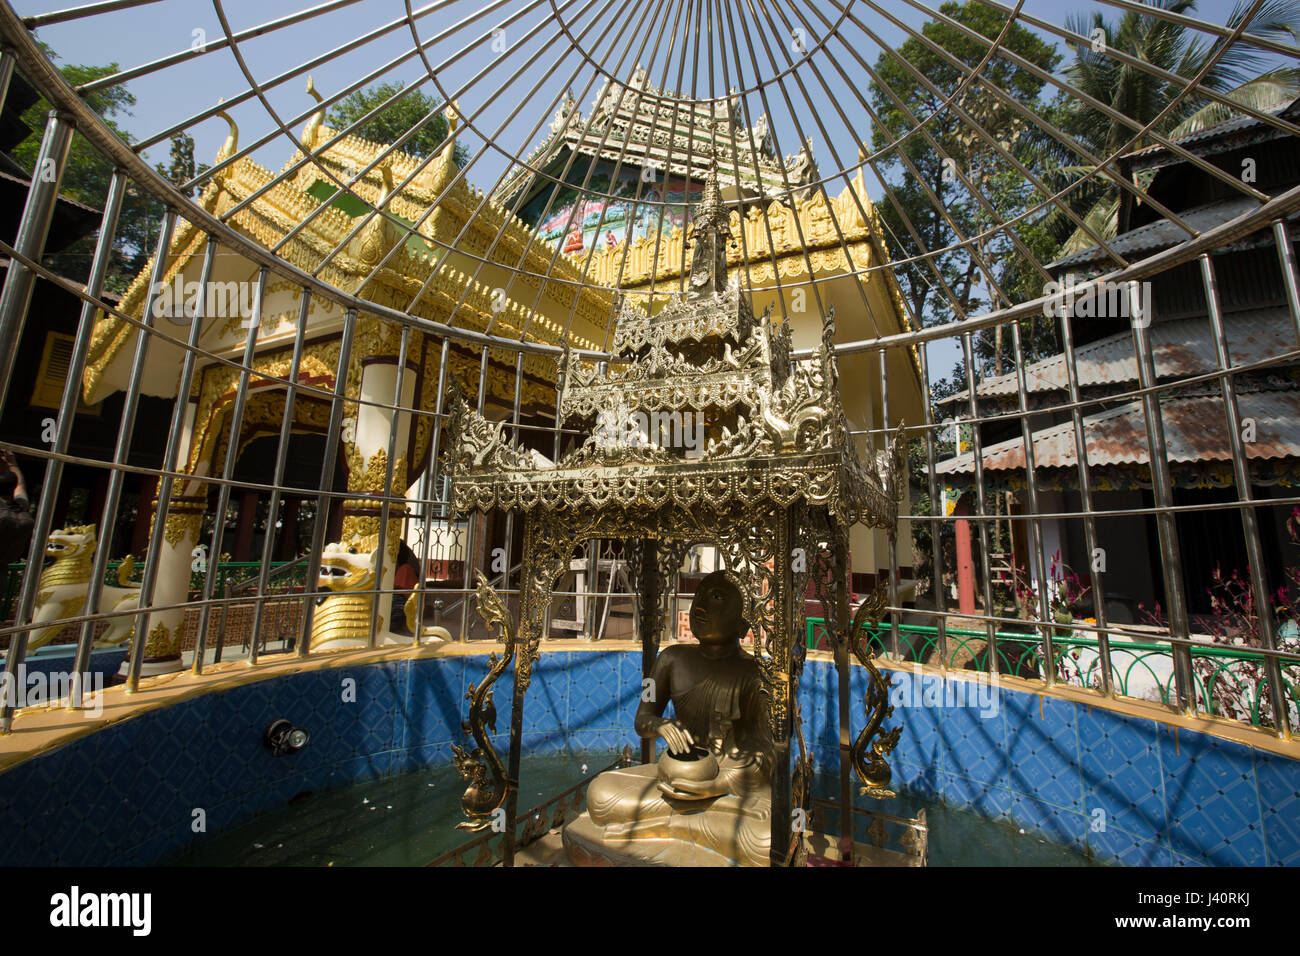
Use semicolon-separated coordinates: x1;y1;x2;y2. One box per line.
848;583;902;799
451;571;514;830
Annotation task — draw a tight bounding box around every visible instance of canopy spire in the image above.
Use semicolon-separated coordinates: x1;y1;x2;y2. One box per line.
687;162;731;297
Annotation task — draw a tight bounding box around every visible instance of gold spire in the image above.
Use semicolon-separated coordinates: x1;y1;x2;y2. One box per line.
213;98;239;167
687;162;730;298
692;163;728;233
303;76;326;150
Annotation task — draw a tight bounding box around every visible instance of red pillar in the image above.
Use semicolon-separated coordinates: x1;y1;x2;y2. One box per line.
233;490;259;561
130;475;158;557
955;500;976;615
88;471;110;528
277;498;300;560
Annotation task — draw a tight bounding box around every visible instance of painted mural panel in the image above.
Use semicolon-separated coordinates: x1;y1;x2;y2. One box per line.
523;160;703;255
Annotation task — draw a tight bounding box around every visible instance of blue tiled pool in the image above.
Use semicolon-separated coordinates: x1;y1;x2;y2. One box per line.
1;648;1295;866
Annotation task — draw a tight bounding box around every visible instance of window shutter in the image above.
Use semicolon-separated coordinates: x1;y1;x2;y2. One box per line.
30;333;100;414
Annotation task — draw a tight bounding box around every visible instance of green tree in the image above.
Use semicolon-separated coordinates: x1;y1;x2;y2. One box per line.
869;0;1063;376
1056;0;1300;253
326;81;468;165
156;132;210;198
10;43;166;290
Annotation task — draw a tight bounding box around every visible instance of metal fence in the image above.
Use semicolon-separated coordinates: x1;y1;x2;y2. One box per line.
808;618;1300;730
0;559;310;621
0;0;1297;743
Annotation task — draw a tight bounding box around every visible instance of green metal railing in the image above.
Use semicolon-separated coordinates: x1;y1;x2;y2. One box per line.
806;617;1300;730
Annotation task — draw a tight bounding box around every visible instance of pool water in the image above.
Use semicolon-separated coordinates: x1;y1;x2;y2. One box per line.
169;753;1104;867
170;753;599;867
807;775;1107;867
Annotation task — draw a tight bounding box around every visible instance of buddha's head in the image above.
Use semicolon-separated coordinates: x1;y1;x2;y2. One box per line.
689;570;746;646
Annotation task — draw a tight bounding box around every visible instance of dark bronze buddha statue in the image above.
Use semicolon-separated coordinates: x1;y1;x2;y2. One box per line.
564;570;774;866
637;570;773;797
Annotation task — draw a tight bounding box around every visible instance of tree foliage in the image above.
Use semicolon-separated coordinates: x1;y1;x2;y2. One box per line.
869;0;1064;378
873;1;1055;327
326;81;468;165
1055;0;1300;253
10;44;168;290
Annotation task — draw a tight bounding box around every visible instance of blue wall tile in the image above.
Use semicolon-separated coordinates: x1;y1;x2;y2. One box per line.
2;648;1298;867
1159;727;1266;866
1005;696;1081;811
1087;822;1173;867
1013;792;1088;850
943;772;1013;820
938;701;1008;790
889;682;942;770
1078;709;1167;842
1256;755;1300;866
523;653;569;734
893;758;941;799
889;672;1298;866
402;655;465;750
569;652;623;728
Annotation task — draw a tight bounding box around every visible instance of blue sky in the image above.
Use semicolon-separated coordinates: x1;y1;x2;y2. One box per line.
16;0;1267;179
13;0;1287;384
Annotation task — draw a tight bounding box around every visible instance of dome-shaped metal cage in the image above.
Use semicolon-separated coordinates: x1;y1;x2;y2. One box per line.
1;0;1298;845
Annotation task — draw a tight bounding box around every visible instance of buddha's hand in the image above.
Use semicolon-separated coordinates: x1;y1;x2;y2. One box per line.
655;718;695;755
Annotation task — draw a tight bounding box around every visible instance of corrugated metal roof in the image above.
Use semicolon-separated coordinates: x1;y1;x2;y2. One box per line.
935;388;1300;474
1049;196;1273;269
940;307;1298;405
1125;98;1299;161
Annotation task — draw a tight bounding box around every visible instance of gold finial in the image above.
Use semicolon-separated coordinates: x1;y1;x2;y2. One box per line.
351;165;401;267
303;76;326;150
378;159;395;198
214;98;239;166
692;161;727;231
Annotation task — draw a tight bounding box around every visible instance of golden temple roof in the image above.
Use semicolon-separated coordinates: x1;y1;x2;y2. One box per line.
83;115;617;405
495;67;817;207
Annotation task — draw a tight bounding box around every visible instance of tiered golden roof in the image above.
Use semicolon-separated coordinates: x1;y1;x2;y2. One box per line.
82;94;617;406
495;67;817;206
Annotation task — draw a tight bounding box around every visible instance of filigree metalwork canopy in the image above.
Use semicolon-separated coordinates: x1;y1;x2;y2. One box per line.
443;168;905;864
448;167;904;530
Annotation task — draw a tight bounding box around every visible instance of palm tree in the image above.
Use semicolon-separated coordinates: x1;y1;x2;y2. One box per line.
1054;0;1300;254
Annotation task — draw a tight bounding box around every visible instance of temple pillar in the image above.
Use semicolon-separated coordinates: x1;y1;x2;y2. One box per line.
333;351;415;644
955;500;975;616
130;475;158;556
277;498;300;560
327;493;344;541
120;400;207;677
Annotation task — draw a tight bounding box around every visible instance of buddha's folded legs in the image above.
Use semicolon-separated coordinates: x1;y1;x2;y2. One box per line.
586;764;672;827
578;763;773;866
